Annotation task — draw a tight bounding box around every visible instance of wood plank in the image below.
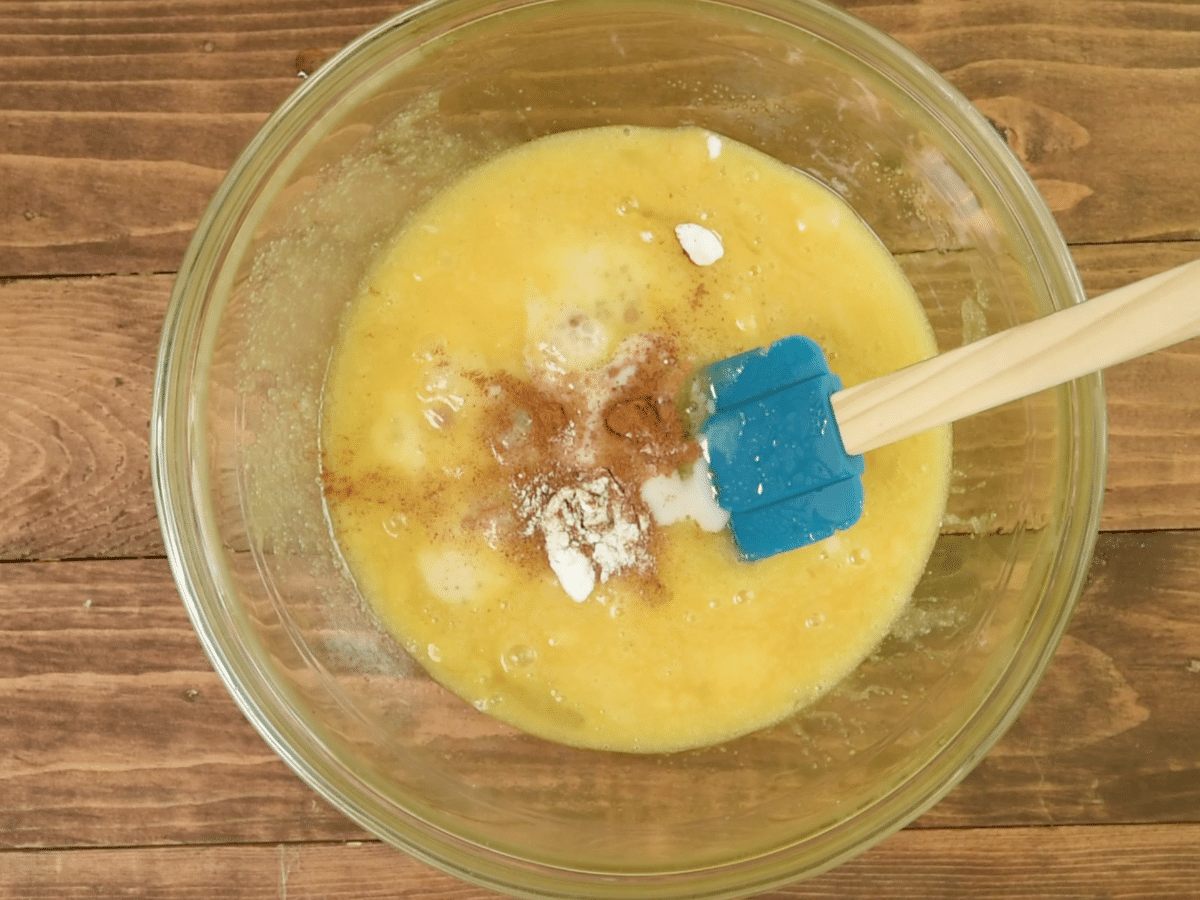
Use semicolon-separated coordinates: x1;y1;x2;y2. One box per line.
2;822;1199;899
923;529;1200;827
3;243;1197;563
1073;243;1200;531
0;275;167;560
0;0;408;278
2;0;1200;276
850;0;1200;239
0;557;367;849
2;530;1199;849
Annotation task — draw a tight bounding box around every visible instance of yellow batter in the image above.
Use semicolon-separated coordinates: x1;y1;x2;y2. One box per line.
321;126;950;753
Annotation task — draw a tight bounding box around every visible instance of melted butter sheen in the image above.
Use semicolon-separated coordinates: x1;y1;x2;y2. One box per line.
321;126;951;753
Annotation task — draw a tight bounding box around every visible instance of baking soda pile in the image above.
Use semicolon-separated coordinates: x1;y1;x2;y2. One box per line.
513;470;652;602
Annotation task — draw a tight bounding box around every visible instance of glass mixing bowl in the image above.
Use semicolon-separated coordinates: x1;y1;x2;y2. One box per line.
151;0;1104;896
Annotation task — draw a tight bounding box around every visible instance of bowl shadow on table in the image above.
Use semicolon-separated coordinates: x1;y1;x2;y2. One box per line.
181;0;1092;879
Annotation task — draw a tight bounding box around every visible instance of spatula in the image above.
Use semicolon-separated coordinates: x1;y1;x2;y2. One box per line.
699;259;1200;561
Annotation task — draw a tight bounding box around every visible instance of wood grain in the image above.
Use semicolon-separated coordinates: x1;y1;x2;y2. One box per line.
0;0;409;278
2;822;1199;899
849;2;1200;238
0;557;367;849
2;1;1200;276
923;529;1200;828
0;275;165;560
1074;243;1200;531
2;529;1198;850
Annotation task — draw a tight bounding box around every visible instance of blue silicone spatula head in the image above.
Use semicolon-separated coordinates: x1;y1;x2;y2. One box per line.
697;336;864;561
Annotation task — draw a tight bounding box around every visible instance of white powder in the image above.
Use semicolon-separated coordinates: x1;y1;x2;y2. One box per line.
544;529;596;602
640;457;730;533
514;472;652;602
675;223;724;266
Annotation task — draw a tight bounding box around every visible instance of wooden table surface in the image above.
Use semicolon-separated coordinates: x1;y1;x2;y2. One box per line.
3;1;1199;897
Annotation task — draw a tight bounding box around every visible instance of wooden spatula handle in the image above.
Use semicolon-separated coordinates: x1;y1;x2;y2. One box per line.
832;259;1200;456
